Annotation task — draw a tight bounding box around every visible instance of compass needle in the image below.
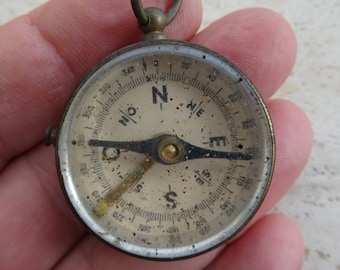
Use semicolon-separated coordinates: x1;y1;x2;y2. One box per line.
89;135;252;164
94;157;154;217
47;1;274;260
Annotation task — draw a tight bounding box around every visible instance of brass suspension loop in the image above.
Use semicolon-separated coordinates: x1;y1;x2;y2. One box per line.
131;0;182;40
131;0;182;26
131;0;149;26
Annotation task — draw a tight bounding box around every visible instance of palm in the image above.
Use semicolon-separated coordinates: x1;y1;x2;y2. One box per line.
0;1;311;269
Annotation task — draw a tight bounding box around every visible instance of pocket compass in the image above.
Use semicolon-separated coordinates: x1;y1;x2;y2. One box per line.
45;0;275;260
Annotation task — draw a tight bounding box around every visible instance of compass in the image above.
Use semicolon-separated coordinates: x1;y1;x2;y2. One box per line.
45;0;275;260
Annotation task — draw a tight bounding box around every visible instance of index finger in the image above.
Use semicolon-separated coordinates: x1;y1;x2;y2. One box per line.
0;0;202;169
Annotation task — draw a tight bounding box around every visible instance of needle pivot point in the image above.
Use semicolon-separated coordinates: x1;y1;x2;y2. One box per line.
157;136;183;164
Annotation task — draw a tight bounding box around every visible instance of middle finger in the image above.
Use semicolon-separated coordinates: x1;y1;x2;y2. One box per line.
191;8;297;99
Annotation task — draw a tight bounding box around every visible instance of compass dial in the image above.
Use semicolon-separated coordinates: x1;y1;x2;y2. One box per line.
56;40;275;260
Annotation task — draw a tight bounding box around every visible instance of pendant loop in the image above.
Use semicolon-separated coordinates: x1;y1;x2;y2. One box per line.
131;0;182;26
131;0;149;26
131;0;182;40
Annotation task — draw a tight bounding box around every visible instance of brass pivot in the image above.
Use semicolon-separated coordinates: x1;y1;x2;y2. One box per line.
131;0;182;40
157;136;184;165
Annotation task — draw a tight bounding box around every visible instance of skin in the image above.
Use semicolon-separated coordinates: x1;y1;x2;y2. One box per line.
0;0;313;269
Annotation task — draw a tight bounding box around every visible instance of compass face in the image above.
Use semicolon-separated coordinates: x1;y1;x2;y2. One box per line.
57;40;275;260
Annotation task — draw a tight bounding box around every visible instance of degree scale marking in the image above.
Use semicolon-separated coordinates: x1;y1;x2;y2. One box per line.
93;157;154;217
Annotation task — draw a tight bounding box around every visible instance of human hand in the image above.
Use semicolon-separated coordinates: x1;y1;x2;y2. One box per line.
0;0;312;269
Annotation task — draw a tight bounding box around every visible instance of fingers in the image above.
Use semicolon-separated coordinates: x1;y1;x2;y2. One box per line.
0;0;202;169
206;214;304;270
191;8;297;99
0;3;310;269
